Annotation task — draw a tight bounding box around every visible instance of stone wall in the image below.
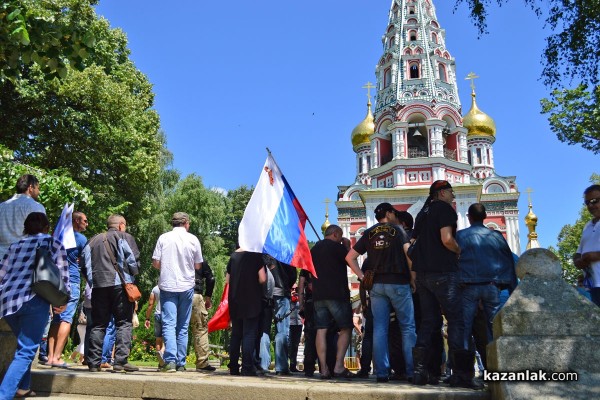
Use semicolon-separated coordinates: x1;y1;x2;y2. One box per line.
0;318;16;380
487;248;600;400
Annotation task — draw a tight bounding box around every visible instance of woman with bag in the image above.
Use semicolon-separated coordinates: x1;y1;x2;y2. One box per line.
0;212;69;399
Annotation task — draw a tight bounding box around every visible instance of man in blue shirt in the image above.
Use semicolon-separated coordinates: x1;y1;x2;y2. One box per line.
47;211;88;367
456;203;515;372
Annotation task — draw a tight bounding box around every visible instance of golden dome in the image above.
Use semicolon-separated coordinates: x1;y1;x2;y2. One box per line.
462;92;496;138
321;214;331;236
525;205;538;225
351;100;374;147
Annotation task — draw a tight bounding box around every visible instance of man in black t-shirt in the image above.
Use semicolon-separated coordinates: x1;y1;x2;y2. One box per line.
411;180;482;390
346;203;416;383
311;225;363;379
226;250;267;376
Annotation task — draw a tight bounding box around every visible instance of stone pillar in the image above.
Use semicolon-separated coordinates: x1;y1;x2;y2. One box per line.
0;319;17;380
487;248;600;400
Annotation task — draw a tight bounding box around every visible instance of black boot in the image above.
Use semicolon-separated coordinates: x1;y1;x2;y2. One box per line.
412;347;429;385
448;350;484;390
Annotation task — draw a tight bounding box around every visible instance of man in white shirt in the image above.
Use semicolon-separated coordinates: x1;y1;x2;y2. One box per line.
152;212;203;372
574;184;600;307
0;174;46;259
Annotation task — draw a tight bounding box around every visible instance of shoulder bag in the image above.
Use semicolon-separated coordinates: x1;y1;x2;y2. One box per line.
31;240;70;306
103;233;142;302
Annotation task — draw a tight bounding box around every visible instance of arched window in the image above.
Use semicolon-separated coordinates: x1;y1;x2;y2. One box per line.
410;63;419;79
388;36;395;48
409;7;415;14
409;30;417;41
431;32;438;44
407;18;418;25
438;63;447;82
384;68;392;88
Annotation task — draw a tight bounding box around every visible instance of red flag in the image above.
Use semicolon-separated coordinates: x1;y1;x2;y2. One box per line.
208;283;230;333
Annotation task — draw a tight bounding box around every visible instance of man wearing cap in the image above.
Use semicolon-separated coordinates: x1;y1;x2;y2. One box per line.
152;212;203;372
410;180;482;389
346;203;416;383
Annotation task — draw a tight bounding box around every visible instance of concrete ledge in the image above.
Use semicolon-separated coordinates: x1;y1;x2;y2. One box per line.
488;336;600;373
30;365;490;400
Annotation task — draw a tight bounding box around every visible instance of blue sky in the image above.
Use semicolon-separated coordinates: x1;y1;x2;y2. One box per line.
95;0;597;250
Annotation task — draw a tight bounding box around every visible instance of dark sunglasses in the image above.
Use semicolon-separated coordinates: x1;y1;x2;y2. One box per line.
585;198;600;206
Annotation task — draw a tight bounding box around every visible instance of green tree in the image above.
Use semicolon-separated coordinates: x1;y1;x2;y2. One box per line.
553;173;600;283
0;0;97;81
456;0;600;153
0;144;92;225
0;3;166;231
221;185;254;253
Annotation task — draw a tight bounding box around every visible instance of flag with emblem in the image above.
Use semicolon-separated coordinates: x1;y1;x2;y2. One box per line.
238;153;316;277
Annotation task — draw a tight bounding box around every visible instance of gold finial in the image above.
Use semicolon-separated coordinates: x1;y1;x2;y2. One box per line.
362;82;375;104
524;187;540;249
465;72;479;94
321;198;331;235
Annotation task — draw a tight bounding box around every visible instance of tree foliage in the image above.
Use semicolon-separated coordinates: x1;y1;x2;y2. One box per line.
0;0;97;81
455;0;600;153
0;143;93;226
553;173;600;284
0;1;166;230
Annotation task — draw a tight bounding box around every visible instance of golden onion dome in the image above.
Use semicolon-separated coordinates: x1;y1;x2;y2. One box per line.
525;204;538;226
462;92;496;138
351;100;374;148
321;214;331;236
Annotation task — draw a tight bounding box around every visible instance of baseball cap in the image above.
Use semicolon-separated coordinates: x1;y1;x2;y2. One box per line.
374;202;395;215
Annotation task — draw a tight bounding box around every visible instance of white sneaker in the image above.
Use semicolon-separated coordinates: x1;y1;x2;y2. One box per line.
157;350;165;367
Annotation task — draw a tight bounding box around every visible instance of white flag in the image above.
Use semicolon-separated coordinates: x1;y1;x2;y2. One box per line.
53;203;76;249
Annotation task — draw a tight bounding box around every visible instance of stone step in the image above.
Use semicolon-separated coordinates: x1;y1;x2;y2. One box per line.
30;365;490;400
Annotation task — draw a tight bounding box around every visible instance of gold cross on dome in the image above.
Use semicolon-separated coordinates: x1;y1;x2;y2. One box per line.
324;198;331;214
465;72;479;92
362;82;375;102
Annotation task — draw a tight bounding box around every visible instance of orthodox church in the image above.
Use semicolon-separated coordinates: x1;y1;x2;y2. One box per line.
335;0;521;254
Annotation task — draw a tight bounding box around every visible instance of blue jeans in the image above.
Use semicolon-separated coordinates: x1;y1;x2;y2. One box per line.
101;316;116;364
259;332;271;370
370;283;416;378
0;295;50;400
273;296;290;372
462;283;500;347
160;288;193;367
416;272;464;351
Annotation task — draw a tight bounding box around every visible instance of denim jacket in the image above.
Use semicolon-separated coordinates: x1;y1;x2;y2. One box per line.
456;223;515;286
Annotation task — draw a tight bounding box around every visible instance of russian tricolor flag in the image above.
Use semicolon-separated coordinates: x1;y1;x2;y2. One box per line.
239;153;317;277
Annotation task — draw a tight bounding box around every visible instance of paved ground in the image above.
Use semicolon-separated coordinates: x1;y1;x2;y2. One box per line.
30;364;490;400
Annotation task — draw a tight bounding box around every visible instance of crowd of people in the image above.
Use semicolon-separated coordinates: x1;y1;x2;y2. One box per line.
1;174;599;398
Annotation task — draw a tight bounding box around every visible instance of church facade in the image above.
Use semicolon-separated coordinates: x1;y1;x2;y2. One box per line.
336;0;521;254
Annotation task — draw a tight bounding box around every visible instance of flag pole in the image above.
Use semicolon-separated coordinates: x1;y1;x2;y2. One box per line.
266;148;322;241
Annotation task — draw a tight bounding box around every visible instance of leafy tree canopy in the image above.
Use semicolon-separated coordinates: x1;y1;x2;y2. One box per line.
0;1;167;229
455;0;600;153
0;143;93;226
0;0;97;81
